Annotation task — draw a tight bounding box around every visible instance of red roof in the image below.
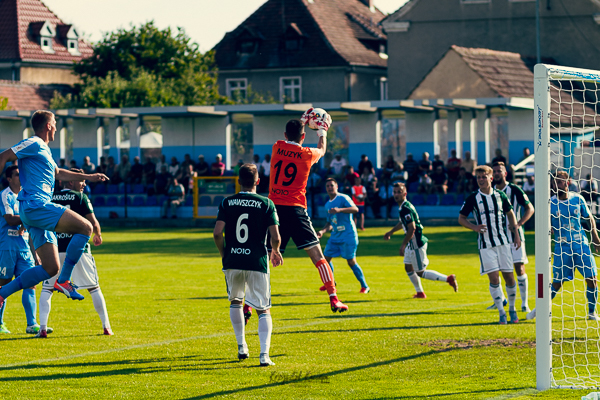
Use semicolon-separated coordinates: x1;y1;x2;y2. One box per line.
0;0;92;64
214;0;387;70
0;80;60;110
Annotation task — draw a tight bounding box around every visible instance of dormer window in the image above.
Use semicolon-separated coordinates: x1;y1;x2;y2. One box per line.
235;27;263;56
58;24;80;56
238;40;257;55
282;23;306;52
30;21;56;54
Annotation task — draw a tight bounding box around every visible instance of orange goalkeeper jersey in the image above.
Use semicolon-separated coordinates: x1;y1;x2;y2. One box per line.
268;140;322;208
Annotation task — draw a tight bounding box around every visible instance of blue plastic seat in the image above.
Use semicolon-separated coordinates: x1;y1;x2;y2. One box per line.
441;194;455;205
411;194;425;205
408;182;419;193
107;185;119;194
133;196;145;206
213;195;225;206
93;196;106;207
426;194;439;206
223;170;235;176
118;196;132;206
185;196;193;206
93;185;106;195
455;194;465;205
146;196;158;206
199;196;212;207
133;184;145;194
226;183;235;193
107;196;118;207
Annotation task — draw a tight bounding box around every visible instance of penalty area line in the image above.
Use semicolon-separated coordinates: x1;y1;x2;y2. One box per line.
0;301;489;369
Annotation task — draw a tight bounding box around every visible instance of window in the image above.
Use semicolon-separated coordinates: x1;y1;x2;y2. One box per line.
238;40;257;55
285;39;300;51
67;39;80;56
280;77;301;103
41;37;54;54
226;78;248;101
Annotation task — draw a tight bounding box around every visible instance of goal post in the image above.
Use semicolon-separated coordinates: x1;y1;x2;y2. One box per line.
534;64;600;390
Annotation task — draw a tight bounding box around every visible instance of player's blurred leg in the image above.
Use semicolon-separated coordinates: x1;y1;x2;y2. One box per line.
586;281;598;319
230;304;248;359
421;270;447;282
22;288;37;329
407;270;424;296
243;304;252;325
348;260;368;291
517;273;529;312
0;298;8;333
258;312;273;366
38;288;52;332
490;283;506;322
89;287;111;334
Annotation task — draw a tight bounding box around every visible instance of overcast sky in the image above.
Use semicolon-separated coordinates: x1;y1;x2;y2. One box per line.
42;0;409;52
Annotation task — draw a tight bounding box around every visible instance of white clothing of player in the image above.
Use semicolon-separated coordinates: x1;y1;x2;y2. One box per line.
224;269;271;311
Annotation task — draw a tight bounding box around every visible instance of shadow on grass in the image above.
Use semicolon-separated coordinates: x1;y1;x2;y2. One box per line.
181;348;526;399
375;387;534;399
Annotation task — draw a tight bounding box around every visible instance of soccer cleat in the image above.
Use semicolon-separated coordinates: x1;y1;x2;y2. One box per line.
26;324;40;334
330;297;349;313
104;327;114;336
526;308;537;320
487;299;508;310
588;313;600;321
319;285;327;292
238;345;249;360
446;274;458;292
243;304;252;326
413;292;427;299
0;323;10;334
259;353;275;367
522;305;531;313
35;329;47;338
499;314;508;325
54;280;85;300
509;310;519;324
359;287;370;294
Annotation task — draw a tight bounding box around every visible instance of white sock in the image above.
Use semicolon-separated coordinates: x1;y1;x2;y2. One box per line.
258;313;272;355
489;284;506;316
230;304;246;347
518;274;529;308
506;284;517;312
407;271;423;293
90;288;111;329
39;289;53;329
421;270;447;282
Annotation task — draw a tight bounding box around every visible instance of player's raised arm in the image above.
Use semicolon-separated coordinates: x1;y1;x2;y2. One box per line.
301;108;331;159
213;221;226;258
0;149;17;178
56;168;109;183
317;222;332;239
399;222;416;256
384;221;403;240
268;225;283;267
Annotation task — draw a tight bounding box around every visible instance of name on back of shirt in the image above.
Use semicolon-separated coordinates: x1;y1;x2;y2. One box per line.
227;198;262;208
53;193;77;201
276;148;303;159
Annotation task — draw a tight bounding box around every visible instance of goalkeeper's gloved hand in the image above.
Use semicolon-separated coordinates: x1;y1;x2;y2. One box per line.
314;112;331;138
300;107;314;126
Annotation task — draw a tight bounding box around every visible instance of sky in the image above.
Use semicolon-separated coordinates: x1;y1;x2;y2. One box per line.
42;0;410;52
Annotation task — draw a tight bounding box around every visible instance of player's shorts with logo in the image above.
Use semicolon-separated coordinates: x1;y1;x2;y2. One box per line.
224;269;271;311
479;244;513;275
43;250;99;290
0;250;35;279
324;238;358;260
19;199;66;249
552;244;597;282
404;243;430;271
511;241;528;264
267;205;319;253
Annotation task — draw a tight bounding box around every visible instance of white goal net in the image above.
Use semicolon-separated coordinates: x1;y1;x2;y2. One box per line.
534;64;600;390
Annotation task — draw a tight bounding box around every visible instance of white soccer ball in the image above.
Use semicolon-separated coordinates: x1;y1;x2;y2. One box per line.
307;108;328;130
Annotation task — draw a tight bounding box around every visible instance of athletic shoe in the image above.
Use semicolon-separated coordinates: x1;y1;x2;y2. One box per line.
0;323;10;334
359;287;370;294
499;314;508;325
588;313;600;321
330;297;349;313
26;324;40;334
35;329;47;338
259;353;275;367
54;280;85;300
238;345;249;360
413;292;427;299
509;310;519;324
104;327;114;336
522;305;531;313
319;285;327;291
243;304;252;326
487;299;508;310
526;308;537;320
446;274;458;292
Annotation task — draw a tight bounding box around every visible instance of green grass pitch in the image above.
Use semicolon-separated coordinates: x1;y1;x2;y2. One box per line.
0;226;591;399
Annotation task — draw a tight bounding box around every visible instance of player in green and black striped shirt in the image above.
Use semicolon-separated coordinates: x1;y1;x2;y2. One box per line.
213;164;283;367
384;182;458;298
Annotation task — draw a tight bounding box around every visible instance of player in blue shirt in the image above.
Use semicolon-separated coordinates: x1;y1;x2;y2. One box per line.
527;171;600;321
316;178;369;292
0;165;47;334
0;110;109;310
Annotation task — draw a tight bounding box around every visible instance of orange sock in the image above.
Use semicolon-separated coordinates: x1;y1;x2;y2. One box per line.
315;259;336;295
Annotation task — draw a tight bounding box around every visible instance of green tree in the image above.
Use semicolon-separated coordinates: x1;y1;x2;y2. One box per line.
0;96;9;110
53;22;226;108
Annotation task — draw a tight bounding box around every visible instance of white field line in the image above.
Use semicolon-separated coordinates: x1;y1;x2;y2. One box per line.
0;301;489;369
485;388;539;399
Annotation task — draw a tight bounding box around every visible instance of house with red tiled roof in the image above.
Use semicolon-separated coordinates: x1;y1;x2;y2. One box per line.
214;0;388;103
0;0;92;85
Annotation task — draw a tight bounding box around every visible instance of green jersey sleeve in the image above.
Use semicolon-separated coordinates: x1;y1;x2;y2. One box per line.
216;201;226;222
265;199;279;227
513;185;531;207
459;193;476;216
399;206;413;226
499;190;513;213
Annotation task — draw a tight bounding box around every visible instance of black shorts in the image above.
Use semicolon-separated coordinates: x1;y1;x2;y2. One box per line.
267;205;320;253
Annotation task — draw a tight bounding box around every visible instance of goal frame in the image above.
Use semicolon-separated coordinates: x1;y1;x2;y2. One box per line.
534;63;600;390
